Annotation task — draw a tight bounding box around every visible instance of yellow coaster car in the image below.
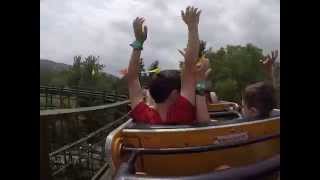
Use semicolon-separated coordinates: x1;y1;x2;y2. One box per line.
207;101;240;112
207;101;242;122
106;109;280;180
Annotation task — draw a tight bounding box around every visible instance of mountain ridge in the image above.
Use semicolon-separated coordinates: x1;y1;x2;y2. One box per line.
40;59;71;72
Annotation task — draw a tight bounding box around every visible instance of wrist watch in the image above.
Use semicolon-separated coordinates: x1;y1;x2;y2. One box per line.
130;40;143;50
196;80;206;96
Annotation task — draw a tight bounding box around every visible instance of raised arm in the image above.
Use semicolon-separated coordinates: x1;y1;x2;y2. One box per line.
260;50;278;86
195;58;211;122
127;17;148;109
180;6;201;106
178;44;211;122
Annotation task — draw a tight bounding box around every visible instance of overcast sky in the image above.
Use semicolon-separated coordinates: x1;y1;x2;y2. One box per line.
40;0;279;76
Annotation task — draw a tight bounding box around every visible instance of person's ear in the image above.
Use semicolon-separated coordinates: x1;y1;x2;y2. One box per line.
169;89;179;98
172;89;178;96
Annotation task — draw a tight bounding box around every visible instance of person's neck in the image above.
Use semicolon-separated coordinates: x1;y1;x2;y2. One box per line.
155;102;171;122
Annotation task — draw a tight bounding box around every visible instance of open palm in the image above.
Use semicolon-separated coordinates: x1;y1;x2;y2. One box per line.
260;50;278;73
133;17;148;42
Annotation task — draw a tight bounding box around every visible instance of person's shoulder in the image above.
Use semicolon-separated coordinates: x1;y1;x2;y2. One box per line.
131;101;149;115
168;96;196;124
131;101;160;124
178;95;193;105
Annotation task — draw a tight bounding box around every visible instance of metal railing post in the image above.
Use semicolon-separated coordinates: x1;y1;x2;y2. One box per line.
40;117;52;180
44;87;48;109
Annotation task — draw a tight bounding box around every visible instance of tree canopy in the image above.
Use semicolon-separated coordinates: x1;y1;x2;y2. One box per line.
40;55;122;93
204;44;272;103
40;44;280;106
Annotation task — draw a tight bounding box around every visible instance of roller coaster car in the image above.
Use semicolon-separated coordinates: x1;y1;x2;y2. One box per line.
207;101;240;112
106;109;280;180
208;101;243;122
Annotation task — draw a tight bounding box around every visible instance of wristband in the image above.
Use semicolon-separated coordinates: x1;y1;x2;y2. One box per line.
130;40;143;50
196;80;206;96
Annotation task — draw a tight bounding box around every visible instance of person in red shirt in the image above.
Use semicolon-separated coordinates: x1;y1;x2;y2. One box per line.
127;6;201;125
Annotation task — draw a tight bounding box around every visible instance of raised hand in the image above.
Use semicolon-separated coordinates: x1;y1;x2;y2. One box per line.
260;50;278;73
178;48;211;80
195;57;211;81
133;17;148;42
180;6;201;106
119;68;128;77
178;48;187;58
181;6;201;28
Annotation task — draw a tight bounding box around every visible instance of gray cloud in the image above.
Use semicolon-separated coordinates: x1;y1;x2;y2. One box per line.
41;0;279;76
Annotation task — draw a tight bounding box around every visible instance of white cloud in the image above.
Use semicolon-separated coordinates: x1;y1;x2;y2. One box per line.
41;0;279;76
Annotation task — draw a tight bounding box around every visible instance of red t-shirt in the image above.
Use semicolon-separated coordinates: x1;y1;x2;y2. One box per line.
130;96;196;125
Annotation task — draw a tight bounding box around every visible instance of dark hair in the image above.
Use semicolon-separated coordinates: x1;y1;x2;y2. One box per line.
243;81;276;118
148;70;181;103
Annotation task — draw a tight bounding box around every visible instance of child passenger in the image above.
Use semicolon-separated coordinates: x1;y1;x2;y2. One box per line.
127;6;202;125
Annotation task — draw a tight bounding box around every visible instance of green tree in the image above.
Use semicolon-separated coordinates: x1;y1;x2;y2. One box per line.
205;44;265;103
78;55;105;89
50;70;69;87
40;70;58;85
67;56;82;88
273;62;280;107
215;79;239;102
56;55;119;106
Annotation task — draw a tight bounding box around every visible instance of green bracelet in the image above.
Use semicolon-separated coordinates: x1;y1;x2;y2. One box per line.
130;40;143;50
196;80;206;96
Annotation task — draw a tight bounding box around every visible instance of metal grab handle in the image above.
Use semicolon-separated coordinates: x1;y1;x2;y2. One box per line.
225;103;240;112
209;110;242;119
114;154;280;180
122;133;279;155
114;133;279;180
